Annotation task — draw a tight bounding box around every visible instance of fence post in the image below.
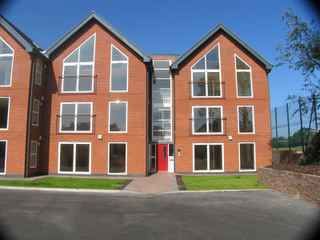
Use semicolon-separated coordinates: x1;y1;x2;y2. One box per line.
313;94;318;131
298;97;305;152
274;107;279;150
286;103;291;151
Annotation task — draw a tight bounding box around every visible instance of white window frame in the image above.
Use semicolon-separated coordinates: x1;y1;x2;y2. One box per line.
59;102;93;133
34;59;42;86
32;98;40;127
0;36;14;87
238;142;256;172
108;101;128;133
0;140;7;175
191;43;222;98
58;142;91;174
192;143;224;173
192;105;223;135
234;54;254;98
30;140;39;168
237;105;255;134
107;142;128;175
61;34;96;93
0;97;10;130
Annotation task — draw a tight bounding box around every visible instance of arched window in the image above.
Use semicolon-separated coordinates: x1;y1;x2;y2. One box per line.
0;37;14;86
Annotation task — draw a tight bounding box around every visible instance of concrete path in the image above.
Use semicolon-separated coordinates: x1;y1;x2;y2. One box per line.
125;172;178;193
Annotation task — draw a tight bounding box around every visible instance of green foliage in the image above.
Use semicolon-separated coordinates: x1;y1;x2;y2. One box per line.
302;131;320;165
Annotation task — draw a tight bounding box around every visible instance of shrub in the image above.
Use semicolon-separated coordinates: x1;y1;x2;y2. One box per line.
301;131;320;165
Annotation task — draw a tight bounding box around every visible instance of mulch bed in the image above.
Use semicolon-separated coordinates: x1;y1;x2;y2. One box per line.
271;163;320;176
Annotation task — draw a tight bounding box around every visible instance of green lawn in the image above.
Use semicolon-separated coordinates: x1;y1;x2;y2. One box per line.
0;177;129;190
181;175;267;190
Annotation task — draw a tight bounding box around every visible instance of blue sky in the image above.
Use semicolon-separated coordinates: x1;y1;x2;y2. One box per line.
2;0;317;107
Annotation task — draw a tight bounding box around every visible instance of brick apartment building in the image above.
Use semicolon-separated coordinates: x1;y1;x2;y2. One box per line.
0;13;272;177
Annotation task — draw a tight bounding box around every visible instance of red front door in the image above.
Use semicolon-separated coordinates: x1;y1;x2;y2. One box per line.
157;144;168;171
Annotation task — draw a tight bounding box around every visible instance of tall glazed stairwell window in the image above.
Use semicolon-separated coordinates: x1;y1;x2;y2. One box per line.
0;37;14;87
235;55;253;97
62;35;95;93
191;44;222;97
110;45;128;92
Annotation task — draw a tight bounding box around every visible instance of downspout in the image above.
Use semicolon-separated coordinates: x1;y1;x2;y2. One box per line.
145;62;152;176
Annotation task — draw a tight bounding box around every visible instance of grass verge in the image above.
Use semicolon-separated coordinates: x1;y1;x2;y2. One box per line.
0;177;130;190
181;175;267;190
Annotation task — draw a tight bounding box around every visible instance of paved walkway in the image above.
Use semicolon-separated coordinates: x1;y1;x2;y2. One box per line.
125;172;178;193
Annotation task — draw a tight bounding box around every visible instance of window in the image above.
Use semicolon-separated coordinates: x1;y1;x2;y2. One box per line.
62;35;95;92
193;143;224;172
60;103;92;133
34;59;43;86
59;142;91;174
238;105;255;134
191;45;221;97
0;97;9;129
0;140;7;174
0;37;13;87
235;55;253;97
108;101;127;133
108;143;127;175
32;98;40;127
239;143;256;171
30;141;39;168
110;45;128;92
192;106;223;134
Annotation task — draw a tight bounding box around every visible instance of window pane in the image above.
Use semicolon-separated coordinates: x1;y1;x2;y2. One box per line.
210;145;222;170
0;98;9;129
240;144;255;170
194;108;207;133
65;50;79;63
61;104;75;131
206;47;219;69
153;61;170;69
77;104;91;131
63;65;77;91
79;65;93;91
237;72;252;96
193;72;205;96
112;47;127;61
109;144;126;173
208;108;222;133
80;37;95;62
207;72;220;96
194;145;207;170
0;56;12;85
75;144;89;172
0;141;6;173
111;63;127;91
236;57;250;70
239;107;253;132
154;69;170;79
60;144;73;172
192;57;205;70
0;40;12;54
109;103;126;132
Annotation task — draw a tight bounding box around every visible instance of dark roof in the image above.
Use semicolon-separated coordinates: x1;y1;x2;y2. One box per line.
0;15;41;53
46;13;150;62
171;24;272;72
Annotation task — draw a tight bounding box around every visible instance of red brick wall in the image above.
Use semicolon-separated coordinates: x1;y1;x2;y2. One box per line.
47;21;148;175
174;32;272;173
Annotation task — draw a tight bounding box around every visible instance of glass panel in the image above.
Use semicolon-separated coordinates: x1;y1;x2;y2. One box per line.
0;141;6;173
61;104;75;131
237;72;251;96
153;61;170;69
60;144;73;172
75;144;89;172
0;98;9;128
109;103;126;132
0;56;12;85
239;107;253;132
80;37;95;62
192;57;205;70
0;40;12;54
169;144;174;156
109;144;126;173
236;57;250;70
111;63;127;91
63;65;77;91
112;47;127;61
193;108;207;133
207;72;220;96
208;107;222;133
206;47;219;69
77;104;91;131
240;144;255;170
192;72;205;96
79;65;93;91
194;145;207;170
65;50;79;63
154;69;170;79
210;145;222;170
